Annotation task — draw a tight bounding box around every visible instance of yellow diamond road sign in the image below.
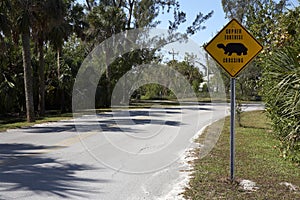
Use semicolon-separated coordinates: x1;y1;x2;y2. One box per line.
204;19;263;77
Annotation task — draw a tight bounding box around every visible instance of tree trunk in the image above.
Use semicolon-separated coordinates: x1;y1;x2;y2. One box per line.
57;47;61;79
21;31;35;122
105;49;112;108
57;47;65;112
86;0;92;11
38;39;45;116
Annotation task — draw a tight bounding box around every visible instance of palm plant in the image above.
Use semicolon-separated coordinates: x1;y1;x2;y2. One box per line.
263;46;300;163
9;0;36;122
33;0;70;115
48;1;81;112
259;5;300;163
32;1;48;116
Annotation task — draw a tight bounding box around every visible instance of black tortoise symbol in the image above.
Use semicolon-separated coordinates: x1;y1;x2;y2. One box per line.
217;43;248;56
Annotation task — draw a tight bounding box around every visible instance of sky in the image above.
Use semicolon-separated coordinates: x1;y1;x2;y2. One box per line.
157;0;300;46
156;0;228;46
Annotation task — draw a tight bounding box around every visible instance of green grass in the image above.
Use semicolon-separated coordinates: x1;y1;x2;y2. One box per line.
183;110;300;200
0;113;72;132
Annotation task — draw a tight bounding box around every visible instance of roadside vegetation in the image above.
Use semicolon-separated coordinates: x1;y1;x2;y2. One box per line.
0;0;213;122
0;113;72;132
221;0;300;164
183;111;300;200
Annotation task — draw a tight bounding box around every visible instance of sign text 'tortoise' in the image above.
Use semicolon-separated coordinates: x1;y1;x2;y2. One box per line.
204;19;263;77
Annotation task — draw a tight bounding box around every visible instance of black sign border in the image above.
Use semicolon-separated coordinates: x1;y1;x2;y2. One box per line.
204;18;263;77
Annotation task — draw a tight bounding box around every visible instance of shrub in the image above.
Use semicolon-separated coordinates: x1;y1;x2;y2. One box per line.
262;46;300;163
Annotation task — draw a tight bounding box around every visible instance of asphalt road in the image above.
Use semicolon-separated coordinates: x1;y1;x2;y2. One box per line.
0;103;263;200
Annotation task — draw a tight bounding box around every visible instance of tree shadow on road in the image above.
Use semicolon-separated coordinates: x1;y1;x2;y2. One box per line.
0;143;108;198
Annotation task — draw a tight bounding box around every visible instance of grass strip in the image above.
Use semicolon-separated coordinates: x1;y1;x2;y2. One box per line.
183;110;300;200
0;113;72;132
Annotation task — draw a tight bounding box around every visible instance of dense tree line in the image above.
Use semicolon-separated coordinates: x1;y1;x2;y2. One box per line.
0;0;211;121
135;58;203;100
221;0;299;163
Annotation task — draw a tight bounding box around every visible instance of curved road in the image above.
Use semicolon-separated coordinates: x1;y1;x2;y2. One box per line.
0;103;263;200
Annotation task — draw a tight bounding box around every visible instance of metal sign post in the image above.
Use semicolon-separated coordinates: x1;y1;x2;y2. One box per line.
230;77;236;181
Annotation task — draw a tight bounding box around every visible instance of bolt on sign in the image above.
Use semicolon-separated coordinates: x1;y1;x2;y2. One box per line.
204;19;263;77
